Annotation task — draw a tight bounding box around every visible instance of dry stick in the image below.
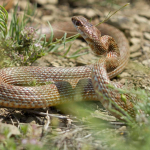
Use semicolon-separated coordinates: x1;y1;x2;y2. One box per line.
6;109;21;128
24;109;74;119
39;109;51;141
12;114;20;128
7;110;16;126
9;115;15;126
35;115;44;124
44;109;51;131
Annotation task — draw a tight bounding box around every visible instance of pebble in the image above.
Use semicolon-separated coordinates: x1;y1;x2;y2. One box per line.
134;15;148;24
44;4;58;11
73;8;97;18
139;11;150;19
130;52;141;58
26;124;43;138
47;0;58;5
129;30;142;37
142;59;150;66
18;0;32;10
108;16;135;30
144;32;150;40
119;78;127;84
130;44;141;53
42;15;54;22
130;38;141;45
0;123;20;137
34;9;43;18
140;21;150;32
36;0;47;5
143;46;150;52
118;126;127;132
120;72;130;78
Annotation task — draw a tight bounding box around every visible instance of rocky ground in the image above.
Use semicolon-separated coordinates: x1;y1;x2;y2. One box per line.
0;0;150;149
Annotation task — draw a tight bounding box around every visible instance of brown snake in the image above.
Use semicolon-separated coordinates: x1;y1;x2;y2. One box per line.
0;16;135;119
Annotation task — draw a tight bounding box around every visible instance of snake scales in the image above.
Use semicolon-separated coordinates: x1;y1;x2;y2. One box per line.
0;16;135;119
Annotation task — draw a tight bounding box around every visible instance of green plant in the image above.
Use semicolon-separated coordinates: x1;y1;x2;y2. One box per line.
0;4;87;67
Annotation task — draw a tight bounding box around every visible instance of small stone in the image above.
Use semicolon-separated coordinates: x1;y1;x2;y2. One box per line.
140;21;150;32
130;44;141;53
118;126;126;132
144;32;150;40
17;0;32;10
129;30;142;38
108;16;136;30
42;15;54;22
142;59;150;66
134;15;148;24
130;52;141;58
26;125;43;137
120;72;130;78
50;61;60;67
139;11;150;19
36;0;47;5
55;128;62;132
47;0;58;5
119;78;126;84
34;9;43;18
44;4;57;11
130;38;141;45
73;8;97;18
144;86;150;91
0;123;20;137
143;46;150;52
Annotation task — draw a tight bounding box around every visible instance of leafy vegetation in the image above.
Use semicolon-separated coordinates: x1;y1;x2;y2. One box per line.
0;4;87;68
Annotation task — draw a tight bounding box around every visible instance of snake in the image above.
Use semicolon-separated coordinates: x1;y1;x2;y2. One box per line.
0;16;135;119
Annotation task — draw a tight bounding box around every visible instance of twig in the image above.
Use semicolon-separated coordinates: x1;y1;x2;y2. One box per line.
12;114;20;129
44;109;51;131
23;109;73;119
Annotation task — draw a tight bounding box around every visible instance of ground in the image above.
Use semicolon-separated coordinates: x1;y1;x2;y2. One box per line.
0;0;150;149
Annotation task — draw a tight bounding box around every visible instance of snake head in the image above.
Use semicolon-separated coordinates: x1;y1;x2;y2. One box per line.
72;16;103;55
72;16;101;40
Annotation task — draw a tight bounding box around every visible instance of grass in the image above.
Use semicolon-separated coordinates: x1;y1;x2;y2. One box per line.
0;2;150;150
0;4;87;68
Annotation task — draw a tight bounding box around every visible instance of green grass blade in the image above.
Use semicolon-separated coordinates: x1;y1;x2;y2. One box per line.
63;44;72;57
71;47;88;56
47;21;54;45
68;52;88;59
0;5;8;20
62;32;67;50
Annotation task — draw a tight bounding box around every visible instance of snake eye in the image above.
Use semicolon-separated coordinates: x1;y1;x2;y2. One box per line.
72;18;82;27
75;20;82;26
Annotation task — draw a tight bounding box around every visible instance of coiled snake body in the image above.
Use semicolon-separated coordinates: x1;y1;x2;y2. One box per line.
0;16;134;119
